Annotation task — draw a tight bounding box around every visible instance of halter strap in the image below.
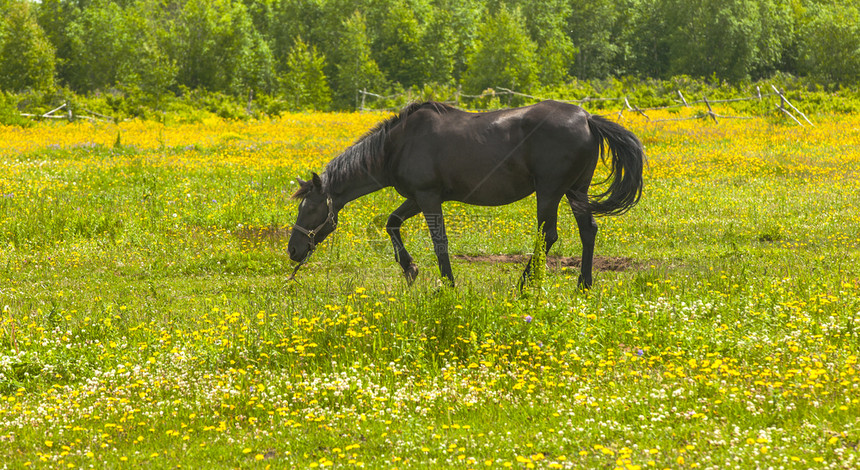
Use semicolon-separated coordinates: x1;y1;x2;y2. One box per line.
291;196;336;251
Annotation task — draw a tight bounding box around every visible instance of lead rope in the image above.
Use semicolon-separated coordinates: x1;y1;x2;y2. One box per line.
287;261;304;282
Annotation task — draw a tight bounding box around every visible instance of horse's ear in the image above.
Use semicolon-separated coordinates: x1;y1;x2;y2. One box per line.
311;172;323;189
291;177;309;199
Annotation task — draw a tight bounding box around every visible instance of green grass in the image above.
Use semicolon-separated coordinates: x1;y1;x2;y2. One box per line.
1;112;859;468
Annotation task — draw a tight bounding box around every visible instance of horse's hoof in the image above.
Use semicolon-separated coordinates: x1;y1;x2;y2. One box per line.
404;264;419;285
577;275;592;290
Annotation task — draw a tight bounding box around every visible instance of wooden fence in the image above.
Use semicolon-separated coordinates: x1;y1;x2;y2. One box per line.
358;84;813;126
21;102;113;123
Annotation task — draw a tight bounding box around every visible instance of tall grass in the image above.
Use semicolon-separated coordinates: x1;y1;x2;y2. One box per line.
0;108;858;468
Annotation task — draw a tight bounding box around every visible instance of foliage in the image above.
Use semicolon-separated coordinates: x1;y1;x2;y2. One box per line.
64;0;126;92
420;8;458;85
281;37;332;111
659;0;791;81
566;0;625;79
0;1;56;93
373;0;428;88
517;0;575;85
0;92;29;126
172;0;271;95
331;11;387;109
463;6;538;94
438;0;483;82
797;2;860;84
0;0;856;111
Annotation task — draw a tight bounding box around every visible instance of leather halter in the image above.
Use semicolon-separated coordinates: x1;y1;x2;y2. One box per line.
291;196;336;251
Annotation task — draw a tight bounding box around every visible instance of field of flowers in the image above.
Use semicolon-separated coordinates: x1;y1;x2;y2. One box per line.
1;106;859;469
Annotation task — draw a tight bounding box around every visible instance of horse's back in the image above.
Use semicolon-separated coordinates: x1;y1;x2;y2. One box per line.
402;100;593;153
387;101;600;205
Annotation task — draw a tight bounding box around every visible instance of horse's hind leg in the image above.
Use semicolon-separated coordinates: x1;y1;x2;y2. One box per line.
519;193;561;288
566;190;597;289
386;200;421;284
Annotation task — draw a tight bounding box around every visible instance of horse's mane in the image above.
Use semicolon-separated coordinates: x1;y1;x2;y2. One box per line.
321;101;452;192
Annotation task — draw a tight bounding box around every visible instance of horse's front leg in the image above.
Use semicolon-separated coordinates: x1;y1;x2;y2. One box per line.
414;194;454;286
424;212;454;286
386;200;422;284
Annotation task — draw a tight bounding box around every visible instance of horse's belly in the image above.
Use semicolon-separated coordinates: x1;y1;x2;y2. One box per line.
446;171;534;206
392;140;536;205
454;190;533;206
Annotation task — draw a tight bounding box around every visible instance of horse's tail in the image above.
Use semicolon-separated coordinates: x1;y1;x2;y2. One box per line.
585;114;645;216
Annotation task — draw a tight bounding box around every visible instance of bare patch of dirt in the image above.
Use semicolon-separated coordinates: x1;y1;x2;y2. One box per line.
453;254;641;272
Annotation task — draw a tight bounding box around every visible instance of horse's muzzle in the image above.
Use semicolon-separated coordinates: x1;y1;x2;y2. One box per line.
288;245;302;262
288;243;313;263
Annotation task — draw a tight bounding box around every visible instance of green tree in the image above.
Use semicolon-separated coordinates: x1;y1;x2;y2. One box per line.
241;0;276;38
35;0;81;86
436;0;483;82
63;0;178;95
237;0;278;94
535;33;575;86
64;0;125;91
373;0;428;87
332;11;386;108
420;8;456;85
281;37;332;110
172;0;273;95
625;0;673;78
271;0;330;74
463;6;538;93
118;1;178;97
567;0;627;79
518;0;575;85
798;2;860;84
240;30;276;95
752;0;796;78
645;0;793;81
0;1;56;93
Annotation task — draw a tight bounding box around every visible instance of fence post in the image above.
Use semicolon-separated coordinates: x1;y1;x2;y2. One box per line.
775;94;803;126
703;96;718;123
624;97;648;120
770;84;813;126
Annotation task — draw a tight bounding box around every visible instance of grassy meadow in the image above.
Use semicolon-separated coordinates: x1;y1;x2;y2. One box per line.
1;106;859;469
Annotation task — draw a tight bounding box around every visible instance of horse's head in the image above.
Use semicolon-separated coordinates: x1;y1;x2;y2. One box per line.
288;172;338;263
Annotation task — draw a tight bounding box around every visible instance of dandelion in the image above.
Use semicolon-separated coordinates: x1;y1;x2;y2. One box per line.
3;109;859;469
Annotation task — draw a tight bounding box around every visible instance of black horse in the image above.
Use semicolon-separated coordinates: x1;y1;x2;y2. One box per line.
288;100;644;288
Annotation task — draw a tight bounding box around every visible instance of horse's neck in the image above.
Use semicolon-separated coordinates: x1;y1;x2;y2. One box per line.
327;170;387;210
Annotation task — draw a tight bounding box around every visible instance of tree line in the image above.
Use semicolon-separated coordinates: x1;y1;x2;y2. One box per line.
1;0;858;112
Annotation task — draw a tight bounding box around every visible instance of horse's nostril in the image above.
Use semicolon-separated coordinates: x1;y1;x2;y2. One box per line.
289;246;296;257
